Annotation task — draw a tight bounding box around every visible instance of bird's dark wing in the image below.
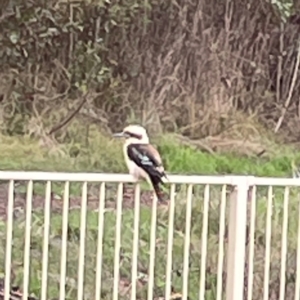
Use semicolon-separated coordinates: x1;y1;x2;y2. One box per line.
127;144;165;174
127;143;167;201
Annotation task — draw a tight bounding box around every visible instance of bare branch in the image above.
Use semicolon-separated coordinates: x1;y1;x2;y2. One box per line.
47;93;88;135
274;40;300;133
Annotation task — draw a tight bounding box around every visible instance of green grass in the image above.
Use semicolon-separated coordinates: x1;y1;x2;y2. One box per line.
0;186;299;299
0;127;299;299
0;124;298;177
0;187;225;299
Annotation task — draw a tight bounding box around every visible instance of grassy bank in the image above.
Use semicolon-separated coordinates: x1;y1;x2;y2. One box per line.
0;125;297;177
0;128;298;299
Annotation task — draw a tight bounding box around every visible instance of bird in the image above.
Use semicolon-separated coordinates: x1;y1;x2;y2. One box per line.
113;124;168;202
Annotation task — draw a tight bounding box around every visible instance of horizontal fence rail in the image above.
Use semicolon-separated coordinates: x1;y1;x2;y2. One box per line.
0;172;299;300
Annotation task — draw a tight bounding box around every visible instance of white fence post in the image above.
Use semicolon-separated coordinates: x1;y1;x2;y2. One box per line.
226;177;249;300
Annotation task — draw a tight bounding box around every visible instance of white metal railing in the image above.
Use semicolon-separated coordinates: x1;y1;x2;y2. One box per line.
0;171;300;300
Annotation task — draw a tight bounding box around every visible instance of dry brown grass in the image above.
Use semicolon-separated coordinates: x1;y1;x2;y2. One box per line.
0;0;299;151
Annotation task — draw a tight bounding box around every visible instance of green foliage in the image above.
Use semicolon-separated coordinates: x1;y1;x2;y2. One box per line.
271;0;294;21
0;206;211;299
0;127;298;181
0;129;296;178
157;135;296;177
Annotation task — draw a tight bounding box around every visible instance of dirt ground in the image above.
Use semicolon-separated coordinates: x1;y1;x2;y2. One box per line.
0;280;38;300
0;182;170;220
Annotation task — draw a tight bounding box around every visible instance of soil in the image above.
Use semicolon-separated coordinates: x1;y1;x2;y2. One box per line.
0;182;170;220
0;280;38;300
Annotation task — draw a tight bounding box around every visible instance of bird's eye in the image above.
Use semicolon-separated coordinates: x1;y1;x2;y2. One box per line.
124;131;142;139
123;131;131;138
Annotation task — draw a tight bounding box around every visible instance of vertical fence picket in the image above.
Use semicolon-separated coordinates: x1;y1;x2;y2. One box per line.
199;185;210;300
22;180;33;300
216;185;227;300
263;186;273;300
131;184;141;300
164;184;176;300
59;181;70;300
95;182;106;300
247;185;257;300
41;181;52;300
4;180;15;300
279;187;289;300
182;184;193;300
77;182;88;300
113;183;124;300
147;186;159;300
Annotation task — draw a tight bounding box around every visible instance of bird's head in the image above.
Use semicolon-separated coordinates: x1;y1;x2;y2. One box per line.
113;124;149;144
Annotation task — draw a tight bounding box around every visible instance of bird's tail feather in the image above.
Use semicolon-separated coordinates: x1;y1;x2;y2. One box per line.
152;182;165;202
148;175;165;201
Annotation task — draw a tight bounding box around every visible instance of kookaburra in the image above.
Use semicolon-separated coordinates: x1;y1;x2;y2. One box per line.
113;124;168;202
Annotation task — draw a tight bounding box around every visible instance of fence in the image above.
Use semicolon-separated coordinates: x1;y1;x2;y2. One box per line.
0;172;300;300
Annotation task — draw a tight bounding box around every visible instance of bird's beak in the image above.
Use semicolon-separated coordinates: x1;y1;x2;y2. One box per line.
113;132;126;138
